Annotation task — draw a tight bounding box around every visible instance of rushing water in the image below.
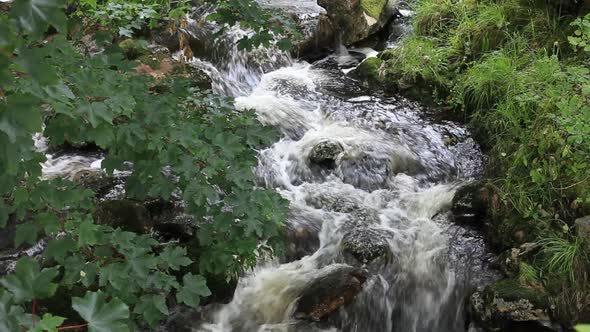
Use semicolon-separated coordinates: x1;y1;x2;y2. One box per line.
190;7;499;332
33;4;500;332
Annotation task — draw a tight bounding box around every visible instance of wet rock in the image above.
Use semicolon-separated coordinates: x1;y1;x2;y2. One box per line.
93;200;150;233
451;182;490;224
295;14;336;59
318;0;394;46
157;304;221;332
285;224;321;262
72;169;116;198
308;140;344;169
339;152;390;191
295;265;368;321
341;225;392;264
469;279;558;332
307;195;362;213
349;57;383;86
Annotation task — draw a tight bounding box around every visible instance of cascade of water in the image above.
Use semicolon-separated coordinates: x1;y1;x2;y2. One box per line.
190;5;499;331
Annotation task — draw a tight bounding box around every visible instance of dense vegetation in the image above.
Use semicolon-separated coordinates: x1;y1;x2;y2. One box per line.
359;0;590;324
0;0;293;330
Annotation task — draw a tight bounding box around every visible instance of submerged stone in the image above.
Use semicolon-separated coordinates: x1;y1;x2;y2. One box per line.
295;265;368;321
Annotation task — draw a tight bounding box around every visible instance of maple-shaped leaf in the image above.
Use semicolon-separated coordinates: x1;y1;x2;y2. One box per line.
31;313;66;332
10;0;67;38
176;273;211;308
0;257;59;303
0;291;28;331
158;246;192;271
72;291;130;332
133;294;168;327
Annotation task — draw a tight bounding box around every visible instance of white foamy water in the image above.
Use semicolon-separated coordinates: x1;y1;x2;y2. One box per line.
195;17;497;330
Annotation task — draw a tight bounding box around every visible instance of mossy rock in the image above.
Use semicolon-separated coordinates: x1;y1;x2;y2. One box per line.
470;279;555;330
360;0;388;19
118;39;149;60
486;279;549;308
93;200;150;233
350;57;383;87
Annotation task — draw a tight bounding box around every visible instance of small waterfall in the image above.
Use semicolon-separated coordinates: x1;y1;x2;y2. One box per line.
190;5;499;330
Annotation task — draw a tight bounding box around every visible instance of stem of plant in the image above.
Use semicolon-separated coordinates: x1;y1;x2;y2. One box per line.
32;299;36;327
57;323;89;330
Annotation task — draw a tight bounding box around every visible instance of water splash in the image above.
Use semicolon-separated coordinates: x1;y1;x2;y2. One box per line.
196;25;499;329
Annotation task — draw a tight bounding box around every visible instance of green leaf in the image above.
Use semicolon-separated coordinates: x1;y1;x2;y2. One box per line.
133;294;168;327
44;237;76;263
78;219;100;246
176;273;211;308
78;102;114;128
0;257;59;303
0;291;27;332
72;291;130;332
158;246;192;271
16;48;59;85
576;325;590;332
36;212;61;235
10;0;67;38
15;221;42;247
87;123;115;148
31;313;66;332
277;38;292;51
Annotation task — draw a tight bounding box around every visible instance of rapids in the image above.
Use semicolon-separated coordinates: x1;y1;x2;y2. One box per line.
190;6;499;332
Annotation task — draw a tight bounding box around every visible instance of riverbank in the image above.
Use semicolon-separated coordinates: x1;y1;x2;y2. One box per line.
352;0;590;329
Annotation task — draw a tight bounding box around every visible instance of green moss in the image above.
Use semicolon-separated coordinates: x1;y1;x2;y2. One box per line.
360;0;387;19
350;57;383;86
487;279;548;308
118;38;149;60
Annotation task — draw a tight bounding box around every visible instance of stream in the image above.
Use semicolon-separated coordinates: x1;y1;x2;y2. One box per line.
33;2;502;331
189;4;499;332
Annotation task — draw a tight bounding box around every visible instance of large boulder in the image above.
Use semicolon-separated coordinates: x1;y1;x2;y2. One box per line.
295;265;368;321
318;0;394;46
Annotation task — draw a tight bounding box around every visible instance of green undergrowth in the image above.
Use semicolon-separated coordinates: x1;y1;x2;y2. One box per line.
361;0;590;324
0;0;295;331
